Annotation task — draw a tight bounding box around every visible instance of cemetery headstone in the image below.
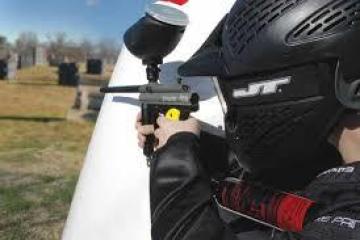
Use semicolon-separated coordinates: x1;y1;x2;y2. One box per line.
0;60;7;80
86;59;103;75
7;54;18;80
58;63;79;86
35;46;48;65
18;48;35;69
18;45;48;69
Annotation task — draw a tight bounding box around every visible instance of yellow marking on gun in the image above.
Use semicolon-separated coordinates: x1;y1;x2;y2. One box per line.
166;108;181;121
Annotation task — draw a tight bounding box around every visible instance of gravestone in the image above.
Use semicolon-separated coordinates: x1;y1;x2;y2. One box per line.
68;79;107;121
35;46;48;65
0;53;18;80
73;79;107;111
18;48;35;69
58;63;79;86
0;60;7;80
86;59;103;75
7;54;18;80
18;46;48;69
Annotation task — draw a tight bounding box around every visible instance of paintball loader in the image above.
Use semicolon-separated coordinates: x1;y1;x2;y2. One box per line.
101;3;199;161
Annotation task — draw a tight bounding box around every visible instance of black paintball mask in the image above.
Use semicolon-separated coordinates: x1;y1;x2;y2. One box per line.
178;0;360;188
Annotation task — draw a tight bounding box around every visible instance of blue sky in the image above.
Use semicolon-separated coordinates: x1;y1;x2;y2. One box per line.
0;0;146;43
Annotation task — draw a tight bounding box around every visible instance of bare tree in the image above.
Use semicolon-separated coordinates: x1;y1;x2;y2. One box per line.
0;36;9;59
15;32;38;53
47;32;69;64
0;36;7;46
96;38;120;64
80;39;94;60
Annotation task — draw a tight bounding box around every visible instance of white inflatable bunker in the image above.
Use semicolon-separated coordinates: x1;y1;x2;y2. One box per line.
62;0;236;239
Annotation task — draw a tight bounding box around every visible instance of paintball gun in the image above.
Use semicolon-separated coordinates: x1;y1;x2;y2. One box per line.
101;3;199;161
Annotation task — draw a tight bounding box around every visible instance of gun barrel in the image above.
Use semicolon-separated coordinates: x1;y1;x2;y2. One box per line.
140;84;188;93
100;86;141;93
101;84;189;94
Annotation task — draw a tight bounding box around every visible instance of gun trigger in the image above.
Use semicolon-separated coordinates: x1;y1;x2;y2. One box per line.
165;108;181;121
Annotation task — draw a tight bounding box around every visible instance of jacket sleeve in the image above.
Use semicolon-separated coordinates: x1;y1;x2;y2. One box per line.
150;132;237;240
298;162;360;240
273;162;360;240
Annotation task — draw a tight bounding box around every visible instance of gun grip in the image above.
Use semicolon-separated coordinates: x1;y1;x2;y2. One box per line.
142;104;157;159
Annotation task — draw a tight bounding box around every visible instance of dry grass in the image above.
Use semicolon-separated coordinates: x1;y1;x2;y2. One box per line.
2;65;76;119
13;63;113;84
0;82;76;119
14;66;58;85
0;65;95;240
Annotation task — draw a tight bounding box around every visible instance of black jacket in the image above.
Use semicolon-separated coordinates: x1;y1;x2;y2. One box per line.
150;132;360;240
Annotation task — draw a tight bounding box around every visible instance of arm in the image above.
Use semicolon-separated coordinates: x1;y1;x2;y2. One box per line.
138;112;360;240
150;132;237;240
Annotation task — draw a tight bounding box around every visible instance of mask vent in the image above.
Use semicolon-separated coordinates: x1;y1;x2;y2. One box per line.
226;0;304;56
288;0;360;43
226;102;317;160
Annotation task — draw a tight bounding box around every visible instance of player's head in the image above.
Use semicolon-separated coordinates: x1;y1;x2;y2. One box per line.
179;0;360;187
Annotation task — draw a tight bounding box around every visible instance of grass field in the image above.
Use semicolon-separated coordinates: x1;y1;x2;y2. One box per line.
0;66;95;239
